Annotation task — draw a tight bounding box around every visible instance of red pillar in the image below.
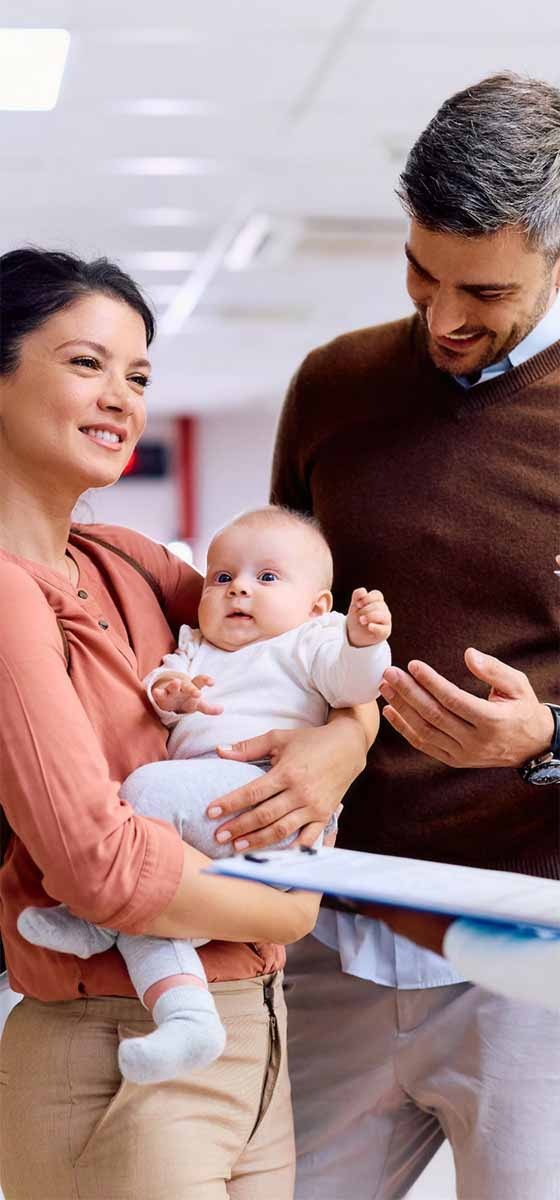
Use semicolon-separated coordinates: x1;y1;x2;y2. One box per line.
177;418;197;539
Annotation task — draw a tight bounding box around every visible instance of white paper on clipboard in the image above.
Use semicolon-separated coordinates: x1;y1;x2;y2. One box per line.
207;847;560;935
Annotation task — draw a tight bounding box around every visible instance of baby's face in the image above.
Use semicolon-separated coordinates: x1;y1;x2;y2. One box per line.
199;522;331;651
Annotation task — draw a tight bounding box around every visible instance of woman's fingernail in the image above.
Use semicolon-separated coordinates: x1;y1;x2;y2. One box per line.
234;839;249;850
208;806;222;818
380;683;394;700
216;829;232;843
217;745;232;753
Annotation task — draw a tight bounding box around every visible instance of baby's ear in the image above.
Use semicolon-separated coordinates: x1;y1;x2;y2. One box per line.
311;589;333;617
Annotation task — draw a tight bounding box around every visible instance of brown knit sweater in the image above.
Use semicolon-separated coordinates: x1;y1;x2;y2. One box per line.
271;314;560;878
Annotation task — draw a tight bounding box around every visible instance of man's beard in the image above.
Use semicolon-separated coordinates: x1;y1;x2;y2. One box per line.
416;277;553;376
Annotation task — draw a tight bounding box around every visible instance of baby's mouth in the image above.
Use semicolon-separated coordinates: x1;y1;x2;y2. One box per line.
226;610;253;620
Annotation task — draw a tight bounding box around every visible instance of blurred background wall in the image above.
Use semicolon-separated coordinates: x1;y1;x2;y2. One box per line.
2;3;559;1194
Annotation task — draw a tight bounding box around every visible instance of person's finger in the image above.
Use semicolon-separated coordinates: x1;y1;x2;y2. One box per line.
358;604;387;623
384;662;487;725
463;648;529;699
227;807;310;852
206;765;284;819
216;729;286;764
196;699;224;716
382;705;456;763
294;821;326;848
351;587;368;607
191;674;214;690
215;793;300;846
379;674;466;741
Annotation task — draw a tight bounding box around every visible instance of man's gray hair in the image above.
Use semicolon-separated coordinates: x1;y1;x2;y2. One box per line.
397;73;560;258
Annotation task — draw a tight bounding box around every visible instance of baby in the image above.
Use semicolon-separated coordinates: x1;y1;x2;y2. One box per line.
19;507;391;1084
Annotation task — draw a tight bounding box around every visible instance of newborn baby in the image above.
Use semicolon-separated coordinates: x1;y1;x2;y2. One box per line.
19;506;392;1084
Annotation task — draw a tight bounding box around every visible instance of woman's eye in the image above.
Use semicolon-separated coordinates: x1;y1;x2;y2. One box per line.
71;355;100;370
258;571;279;583
129;373;151;389
215;572;232;584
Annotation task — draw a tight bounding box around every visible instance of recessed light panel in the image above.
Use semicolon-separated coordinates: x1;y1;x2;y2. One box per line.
0;28;70;111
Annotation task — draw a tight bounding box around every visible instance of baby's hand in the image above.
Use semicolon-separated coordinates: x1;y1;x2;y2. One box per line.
346;588;392;648
151;674;224;716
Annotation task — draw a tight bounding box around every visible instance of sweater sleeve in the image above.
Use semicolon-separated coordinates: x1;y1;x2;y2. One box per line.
0;561;184;931
298;615;391;707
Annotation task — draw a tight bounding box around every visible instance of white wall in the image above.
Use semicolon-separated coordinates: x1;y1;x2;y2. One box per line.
195;405;278;566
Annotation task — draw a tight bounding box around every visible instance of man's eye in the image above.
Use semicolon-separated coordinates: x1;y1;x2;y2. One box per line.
215;572;232;583
258;571;279;583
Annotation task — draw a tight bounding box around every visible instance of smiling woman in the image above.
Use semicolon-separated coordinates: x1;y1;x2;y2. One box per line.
0;248;372;1200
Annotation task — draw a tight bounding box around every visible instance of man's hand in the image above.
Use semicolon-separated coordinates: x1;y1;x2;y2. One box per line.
347;587;392;647
151;673;223;717
205;721;368;851
357;904;454;956
379;648;554;768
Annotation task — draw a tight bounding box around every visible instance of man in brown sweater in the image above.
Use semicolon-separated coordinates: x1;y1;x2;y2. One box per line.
269;74;560;1199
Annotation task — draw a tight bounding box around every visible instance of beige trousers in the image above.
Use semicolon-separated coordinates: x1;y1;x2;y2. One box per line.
0;973;294;1200
286;934;560;1200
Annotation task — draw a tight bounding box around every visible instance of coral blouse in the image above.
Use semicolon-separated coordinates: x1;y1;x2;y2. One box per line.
0;524;284;1001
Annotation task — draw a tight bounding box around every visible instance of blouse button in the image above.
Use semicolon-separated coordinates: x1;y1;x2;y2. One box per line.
98;619;109;630
77;589;88;600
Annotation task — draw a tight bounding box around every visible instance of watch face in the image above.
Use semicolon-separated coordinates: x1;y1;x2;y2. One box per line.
526;760;560;786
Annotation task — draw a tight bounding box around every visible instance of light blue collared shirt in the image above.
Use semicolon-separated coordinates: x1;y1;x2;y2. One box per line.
315;289;560;989
455;288;560;388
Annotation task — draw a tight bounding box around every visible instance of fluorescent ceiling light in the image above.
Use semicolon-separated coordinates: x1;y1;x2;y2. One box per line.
224;213;272;271
123;252;197;272
0;28;69;111
113;157;220;176
127;208;202;228
160;204;254;336
115;99;216;116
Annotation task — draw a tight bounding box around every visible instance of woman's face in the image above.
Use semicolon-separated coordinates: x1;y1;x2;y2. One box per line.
0;292;151;495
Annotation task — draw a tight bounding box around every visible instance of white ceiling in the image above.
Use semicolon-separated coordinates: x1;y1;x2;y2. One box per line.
1;0;559;414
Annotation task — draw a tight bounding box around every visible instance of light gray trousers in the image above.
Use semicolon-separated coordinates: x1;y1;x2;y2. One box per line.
285;933;560;1200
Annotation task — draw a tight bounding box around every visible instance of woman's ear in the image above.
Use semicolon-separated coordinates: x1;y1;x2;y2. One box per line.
310;589;333;617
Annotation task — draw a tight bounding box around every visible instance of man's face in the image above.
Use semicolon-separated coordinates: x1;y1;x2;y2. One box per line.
405;221;560;376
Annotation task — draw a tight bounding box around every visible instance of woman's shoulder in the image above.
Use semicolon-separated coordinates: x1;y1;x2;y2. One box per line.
72;522;162;558
71;523;174;579
0;556;61;648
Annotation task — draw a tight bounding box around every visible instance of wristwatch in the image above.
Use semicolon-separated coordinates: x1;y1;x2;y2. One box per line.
518;704;560;785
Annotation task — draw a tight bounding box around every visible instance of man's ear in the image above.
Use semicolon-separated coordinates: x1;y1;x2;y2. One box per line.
310;589;333;617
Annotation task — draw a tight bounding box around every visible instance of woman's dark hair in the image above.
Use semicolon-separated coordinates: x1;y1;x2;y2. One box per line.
0;247;156;375
397;73;560;259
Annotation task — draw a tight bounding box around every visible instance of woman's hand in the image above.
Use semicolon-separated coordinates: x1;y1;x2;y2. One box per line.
206;713;374;851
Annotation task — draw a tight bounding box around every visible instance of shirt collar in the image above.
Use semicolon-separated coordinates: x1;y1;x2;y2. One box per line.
455;288;560;389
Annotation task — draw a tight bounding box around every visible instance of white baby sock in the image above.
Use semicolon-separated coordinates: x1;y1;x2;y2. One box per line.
17;904;117;958
118;986;226;1084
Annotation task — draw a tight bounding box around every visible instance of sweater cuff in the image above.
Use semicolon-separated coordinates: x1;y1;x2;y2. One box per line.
108;817;184;934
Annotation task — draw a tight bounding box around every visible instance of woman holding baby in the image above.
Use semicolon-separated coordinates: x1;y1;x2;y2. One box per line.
0;248;384;1199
